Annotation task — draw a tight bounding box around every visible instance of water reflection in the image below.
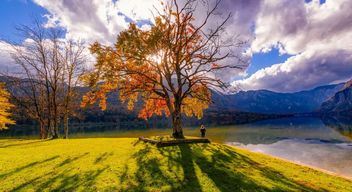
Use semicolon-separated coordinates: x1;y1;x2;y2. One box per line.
321;116;352;140
224;117;352;178
217;117;351;144
231;139;352;178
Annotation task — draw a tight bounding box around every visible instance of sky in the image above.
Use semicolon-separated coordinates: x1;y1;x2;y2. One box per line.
0;0;351;93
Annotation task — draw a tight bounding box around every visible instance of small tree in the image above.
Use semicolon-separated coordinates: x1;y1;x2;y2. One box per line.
82;0;246;138
61;40;87;139
0;83;15;129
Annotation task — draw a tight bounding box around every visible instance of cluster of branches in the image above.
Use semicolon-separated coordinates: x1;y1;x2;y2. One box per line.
82;0;247;138
5;22;86;139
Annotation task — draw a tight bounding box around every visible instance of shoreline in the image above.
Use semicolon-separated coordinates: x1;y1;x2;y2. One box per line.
226;143;352;181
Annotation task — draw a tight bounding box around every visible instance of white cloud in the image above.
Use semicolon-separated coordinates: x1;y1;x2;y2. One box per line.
234;47;352;92
115;0;162;21
0;41;21;73
251;0;352;55
33;0;128;44
235;0;352;92
32;0;165;44
31;0;259;83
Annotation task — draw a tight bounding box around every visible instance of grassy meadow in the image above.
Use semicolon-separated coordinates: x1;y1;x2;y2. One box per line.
0;138;351;192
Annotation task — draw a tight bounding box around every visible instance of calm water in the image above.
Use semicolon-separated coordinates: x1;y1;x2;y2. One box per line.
70;116;352;178
2;116;352;178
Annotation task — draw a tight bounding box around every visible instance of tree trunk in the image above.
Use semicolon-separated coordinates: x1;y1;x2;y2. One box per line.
63;112;69;139
39;121;46;139
51;120;59;139
52;92;59;139
172;105;183;138
53;126;59;139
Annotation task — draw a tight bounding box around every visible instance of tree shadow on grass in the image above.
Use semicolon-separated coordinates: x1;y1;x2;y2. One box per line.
94;152;114;164
8;151;111;191
177;144;202;191
48;166;109;191
175;144;266;191
9;173;52;192
57;152;90;167
124;143;202;191
130;143;323;192
117;144;179;191
0;140;47;148
197;144;322;192
0;155;60;180
10;166;109;192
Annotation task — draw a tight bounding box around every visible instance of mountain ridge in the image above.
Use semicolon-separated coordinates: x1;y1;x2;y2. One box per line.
211;83;344;114
0;75;346;115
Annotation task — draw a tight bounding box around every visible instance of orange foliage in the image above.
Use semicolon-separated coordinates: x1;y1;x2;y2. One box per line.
80;1;225;122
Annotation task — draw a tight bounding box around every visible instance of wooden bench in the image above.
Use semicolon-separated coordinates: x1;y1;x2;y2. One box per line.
138;137;210;147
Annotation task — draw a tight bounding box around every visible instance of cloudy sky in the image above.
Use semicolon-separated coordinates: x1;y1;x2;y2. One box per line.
0;0;351;93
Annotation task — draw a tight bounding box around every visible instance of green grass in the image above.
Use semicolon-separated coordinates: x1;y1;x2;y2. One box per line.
0;138;351;192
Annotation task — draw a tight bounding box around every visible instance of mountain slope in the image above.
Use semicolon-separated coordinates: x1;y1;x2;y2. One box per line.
320;80;352;114
211;83;344;114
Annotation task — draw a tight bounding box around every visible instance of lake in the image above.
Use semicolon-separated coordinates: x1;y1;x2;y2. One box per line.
1;116;352;178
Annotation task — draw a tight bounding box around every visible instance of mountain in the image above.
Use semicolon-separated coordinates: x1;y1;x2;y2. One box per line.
211;83;344;114
2;75;344;115
320;80;352;115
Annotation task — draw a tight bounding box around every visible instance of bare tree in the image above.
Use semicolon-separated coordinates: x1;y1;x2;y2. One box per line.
6;21;86;139
61;40;86;138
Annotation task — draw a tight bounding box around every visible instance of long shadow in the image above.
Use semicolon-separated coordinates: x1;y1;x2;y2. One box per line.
11;166;109;191
161;143;322;191
131;143;265;191
155;145;203;190
51;166;109;191
0;140;47;148
122;144;179;191
0;155;60;179
118;142;324;191
180;144;268;192
119;164;129;185
178;145;203;191
9;173;52;192
94;152;113;164
197;144;320;191
127;143;202;191
58;152;90;167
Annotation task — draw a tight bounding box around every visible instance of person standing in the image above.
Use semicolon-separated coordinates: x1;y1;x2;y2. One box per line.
200;125;206;137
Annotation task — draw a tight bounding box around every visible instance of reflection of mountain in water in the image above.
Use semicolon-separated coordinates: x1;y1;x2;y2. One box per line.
229;116;352;178
234;138;352;178
321;116;352;140
216;117;350;145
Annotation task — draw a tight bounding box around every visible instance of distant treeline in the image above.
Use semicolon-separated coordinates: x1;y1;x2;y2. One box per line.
0;104;291;137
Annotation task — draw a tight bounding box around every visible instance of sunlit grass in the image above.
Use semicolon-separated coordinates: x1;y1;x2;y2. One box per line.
0;138;351;191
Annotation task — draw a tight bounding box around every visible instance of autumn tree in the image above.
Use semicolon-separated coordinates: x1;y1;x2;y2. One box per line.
0;83;15;129
82;0;246;138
